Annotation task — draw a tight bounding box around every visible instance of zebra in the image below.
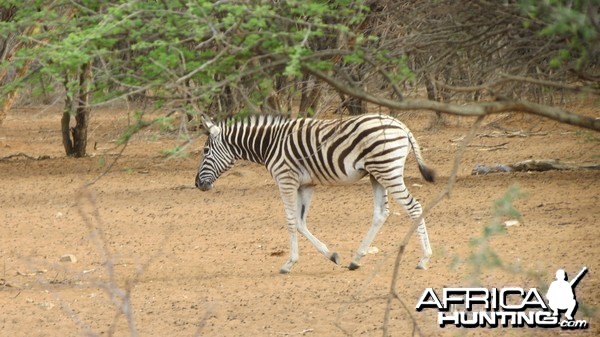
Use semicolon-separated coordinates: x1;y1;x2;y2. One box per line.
195;113;435;274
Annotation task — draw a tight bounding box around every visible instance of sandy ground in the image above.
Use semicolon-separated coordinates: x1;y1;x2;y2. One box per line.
0;106;598;337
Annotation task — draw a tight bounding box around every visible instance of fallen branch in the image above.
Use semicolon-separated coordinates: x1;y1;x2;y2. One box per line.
466;142;509;151
0;278;16;288
472;159;600;175
276;328;314;336
0;152;51;161
478;130;548;138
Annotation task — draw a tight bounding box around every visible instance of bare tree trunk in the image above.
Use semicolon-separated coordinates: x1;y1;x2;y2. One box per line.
425;73;446;128
62;61;92;157
72;61;92;156
264;92;282;114
61;83;74;155
344;96;365;115
343;71;366;115
299;74;322;117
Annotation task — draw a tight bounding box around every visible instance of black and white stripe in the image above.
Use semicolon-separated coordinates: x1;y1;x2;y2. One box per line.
196;114;435;273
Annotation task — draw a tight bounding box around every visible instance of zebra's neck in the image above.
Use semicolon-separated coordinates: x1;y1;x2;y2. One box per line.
221;115;288;165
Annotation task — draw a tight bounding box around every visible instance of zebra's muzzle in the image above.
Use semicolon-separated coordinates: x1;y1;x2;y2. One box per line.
197;182;212;191
196;180;212;191
195;174;213;191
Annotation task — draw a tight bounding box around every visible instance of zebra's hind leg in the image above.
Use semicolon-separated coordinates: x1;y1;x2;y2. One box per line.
385;179;432;270
414;218;432;269
349;176;390;270
296;186;340;266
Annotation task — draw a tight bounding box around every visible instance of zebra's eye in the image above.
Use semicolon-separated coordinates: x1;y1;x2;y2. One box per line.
203;148;210;156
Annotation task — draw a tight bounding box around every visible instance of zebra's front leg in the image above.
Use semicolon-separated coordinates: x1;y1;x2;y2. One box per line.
280;226;299;274
278;184;301;274
350;176;389;270
296;186;339;265
278;182;339;274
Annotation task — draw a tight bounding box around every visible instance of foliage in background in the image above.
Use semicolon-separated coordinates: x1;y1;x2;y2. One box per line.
520;0;599;70
1;0;374;116
0;0;598;156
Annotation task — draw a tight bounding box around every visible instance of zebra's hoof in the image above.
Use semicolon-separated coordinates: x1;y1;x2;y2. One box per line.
279;268;290;274
348;262;360;270
330;253;340;265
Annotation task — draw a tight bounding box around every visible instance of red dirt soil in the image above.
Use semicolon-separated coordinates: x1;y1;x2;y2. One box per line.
1;106;598;337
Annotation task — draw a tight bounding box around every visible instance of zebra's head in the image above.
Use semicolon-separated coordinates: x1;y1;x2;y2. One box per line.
195;116;236;191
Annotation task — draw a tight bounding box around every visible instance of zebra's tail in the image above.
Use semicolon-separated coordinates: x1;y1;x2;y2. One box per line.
407;129;435;183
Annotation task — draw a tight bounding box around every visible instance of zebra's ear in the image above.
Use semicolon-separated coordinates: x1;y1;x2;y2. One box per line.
201;114;221;136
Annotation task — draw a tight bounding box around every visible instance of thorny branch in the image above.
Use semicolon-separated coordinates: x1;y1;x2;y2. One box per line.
436;74;600;96
73;184;213;336
76;187;139;337
381;116;485;337
333;116;485;336
305;66;600;132
498;73;600;96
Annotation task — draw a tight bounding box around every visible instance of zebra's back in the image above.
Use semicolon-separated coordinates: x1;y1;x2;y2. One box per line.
273;114;415;186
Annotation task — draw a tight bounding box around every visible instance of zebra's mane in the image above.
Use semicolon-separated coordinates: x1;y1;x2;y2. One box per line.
218;114;296;129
